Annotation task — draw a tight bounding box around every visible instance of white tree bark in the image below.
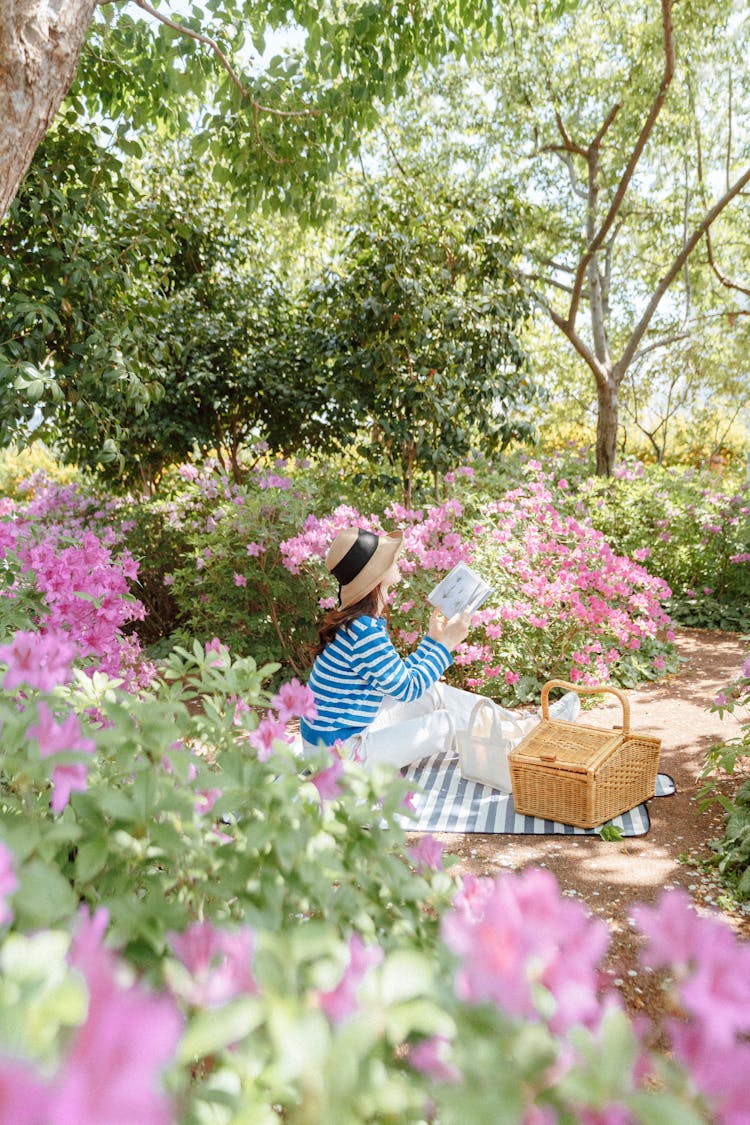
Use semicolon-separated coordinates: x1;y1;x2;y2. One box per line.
0;0;99;219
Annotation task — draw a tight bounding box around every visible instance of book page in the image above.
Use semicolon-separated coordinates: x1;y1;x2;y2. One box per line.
427;561;493;618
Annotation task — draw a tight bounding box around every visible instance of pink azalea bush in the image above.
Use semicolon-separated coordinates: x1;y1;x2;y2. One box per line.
0;476;154;690
280;476;677;703
545;451;750;634
2;863;747;1122
0;906;182;1125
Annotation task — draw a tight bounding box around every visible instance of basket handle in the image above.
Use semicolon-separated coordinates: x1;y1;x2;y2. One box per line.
540;679;631;735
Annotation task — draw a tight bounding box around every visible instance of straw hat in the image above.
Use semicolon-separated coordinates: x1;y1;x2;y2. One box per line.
325;527;404;609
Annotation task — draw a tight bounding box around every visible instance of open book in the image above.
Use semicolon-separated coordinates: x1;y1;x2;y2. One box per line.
427;561;493;619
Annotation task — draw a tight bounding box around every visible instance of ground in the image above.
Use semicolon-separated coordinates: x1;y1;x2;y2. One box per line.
418;627;750;1022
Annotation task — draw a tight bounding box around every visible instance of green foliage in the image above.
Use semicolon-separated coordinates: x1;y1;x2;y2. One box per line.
701;650;750;901
0;642;448;971
1;136;342;486
0;123;169;459
568;462;750;633
304;185;536;503
140;461;321;677
68;0;513;222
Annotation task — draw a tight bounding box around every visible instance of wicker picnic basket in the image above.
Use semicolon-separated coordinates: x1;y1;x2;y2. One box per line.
508;680;661;829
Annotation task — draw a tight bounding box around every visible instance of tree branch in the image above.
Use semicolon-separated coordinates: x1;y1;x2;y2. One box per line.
553;109;587;158
615;162;750;377
556;149;588;199
525;272;580;297
705;228;750;304
631;330;691;365
509;269;608;389
130;0;319;124
567;0;675;329
689;72;750;306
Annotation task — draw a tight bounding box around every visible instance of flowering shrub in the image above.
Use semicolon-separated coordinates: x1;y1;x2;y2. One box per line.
282;471;679;704
0;475;154;690
9;454;690;704
141;458;322;675
702;652;750;901
2;828;750;1121
0;558;747;1119
560;458;750;633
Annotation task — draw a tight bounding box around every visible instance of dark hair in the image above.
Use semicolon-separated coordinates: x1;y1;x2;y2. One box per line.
315;585;385;655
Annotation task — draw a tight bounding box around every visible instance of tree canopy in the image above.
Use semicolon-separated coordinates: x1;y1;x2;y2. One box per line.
2;0;578;219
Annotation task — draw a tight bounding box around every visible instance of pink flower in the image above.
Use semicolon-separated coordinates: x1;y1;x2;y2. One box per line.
408;834;444;873
632;890;719;975
452;874;494;922
246;541;265;557
249;715;289;762
442;868;610;1033
311;747;344;803
408;1036;460;1083
233;573;247;587
28;703;96;813
271;678;318;723
54;906;182;1125
317;934;383;1024
162;573;175;586
194;788;222;815
0;1060;50;1125
0;843;17;926
168;921;257;1008
742;656;750;679
504;670;520;685
0;629;77;692
204;637;227;666
668;1024;750;1122
634;894;750;1047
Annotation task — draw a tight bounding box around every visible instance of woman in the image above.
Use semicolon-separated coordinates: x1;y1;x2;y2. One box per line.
301;526;579;771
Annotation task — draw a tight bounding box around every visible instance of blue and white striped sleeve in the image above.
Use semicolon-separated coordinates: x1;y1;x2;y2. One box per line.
349;618;452;702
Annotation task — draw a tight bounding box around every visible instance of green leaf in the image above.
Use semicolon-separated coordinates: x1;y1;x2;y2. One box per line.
599;824;625;841
178;997;264;1061
628;1091;707;1125
75;838;109;884
13;860;77;929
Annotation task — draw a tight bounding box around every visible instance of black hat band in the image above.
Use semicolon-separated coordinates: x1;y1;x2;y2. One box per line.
330;529;379;587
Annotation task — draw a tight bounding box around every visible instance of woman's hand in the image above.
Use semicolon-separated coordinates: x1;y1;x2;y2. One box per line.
427;607;472;652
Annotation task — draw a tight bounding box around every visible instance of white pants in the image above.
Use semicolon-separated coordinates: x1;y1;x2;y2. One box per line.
303;682;538;772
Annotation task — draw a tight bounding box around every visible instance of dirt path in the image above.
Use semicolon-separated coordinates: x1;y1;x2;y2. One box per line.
436;627;749;1016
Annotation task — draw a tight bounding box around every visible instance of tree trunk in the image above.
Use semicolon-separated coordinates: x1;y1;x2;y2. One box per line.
595;377;619;476
0;0;99;219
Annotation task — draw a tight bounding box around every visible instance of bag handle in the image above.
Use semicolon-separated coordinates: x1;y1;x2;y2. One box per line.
468;697;525;742
540;679;631;735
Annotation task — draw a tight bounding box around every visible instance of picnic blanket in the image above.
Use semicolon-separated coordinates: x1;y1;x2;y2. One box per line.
401;751;676;836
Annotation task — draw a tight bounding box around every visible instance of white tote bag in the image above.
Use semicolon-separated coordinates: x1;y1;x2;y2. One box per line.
457;698;525;793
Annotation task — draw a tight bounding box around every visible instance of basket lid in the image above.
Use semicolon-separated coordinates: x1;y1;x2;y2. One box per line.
508;719;622;774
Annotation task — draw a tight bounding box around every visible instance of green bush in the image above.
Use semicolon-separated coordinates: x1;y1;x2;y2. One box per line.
542;455;750;633
702;650;750;901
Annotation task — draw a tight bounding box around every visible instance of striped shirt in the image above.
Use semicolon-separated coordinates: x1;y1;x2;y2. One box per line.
301;615;452;747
